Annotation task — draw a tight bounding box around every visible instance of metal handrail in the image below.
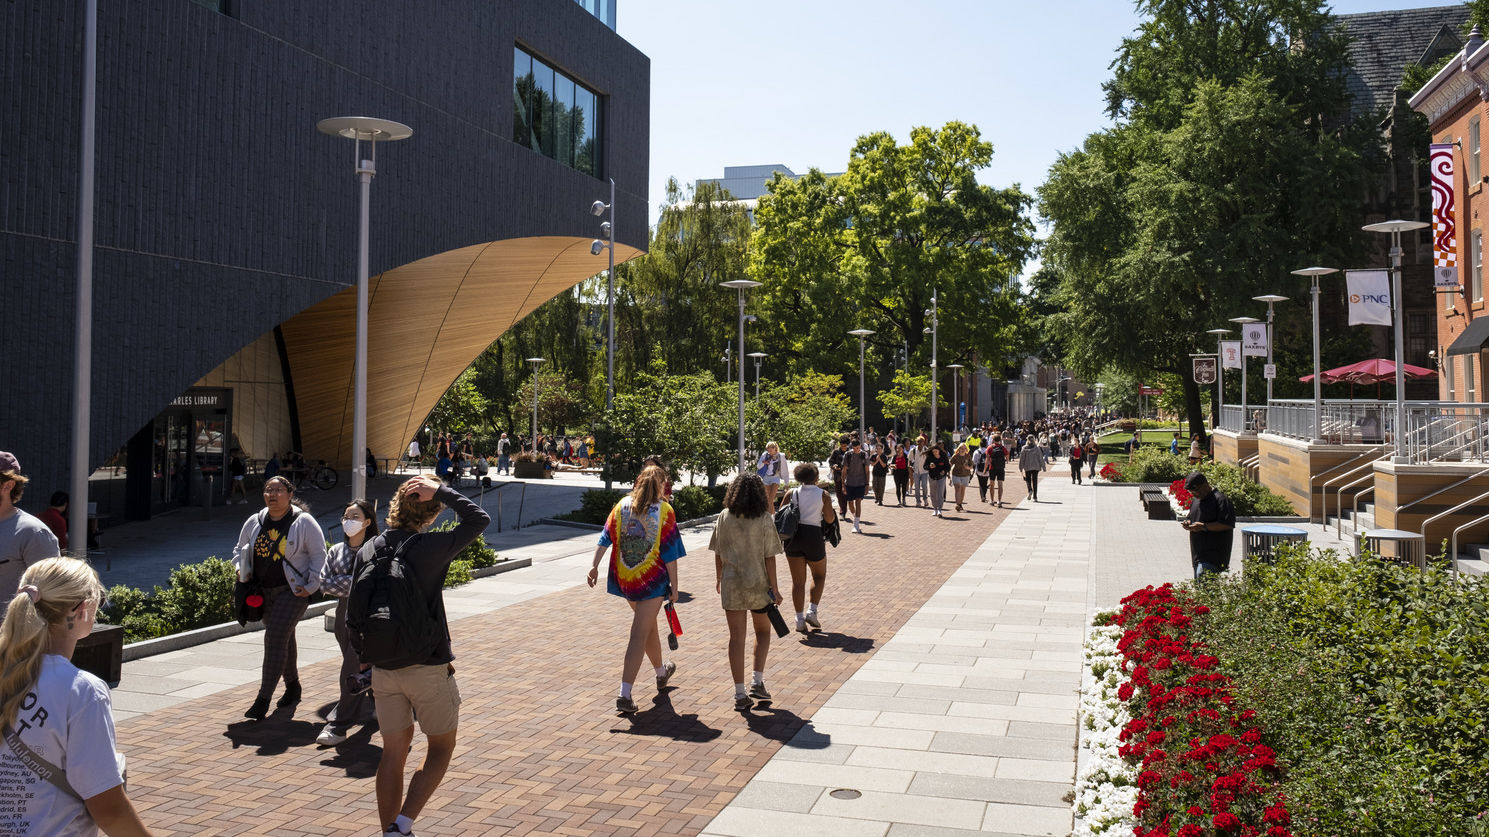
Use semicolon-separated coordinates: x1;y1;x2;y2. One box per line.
1422;488;1489;553
1395;468;1489;518
1321;453;1390;527
1451;506;1489;576
1307;448;1389;523
1334;470;1378;537
1347;486;1376;540
1431;429;1488;463
1240;454;1261;483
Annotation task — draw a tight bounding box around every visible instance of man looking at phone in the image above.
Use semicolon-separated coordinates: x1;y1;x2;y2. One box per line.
1179;472;1234;578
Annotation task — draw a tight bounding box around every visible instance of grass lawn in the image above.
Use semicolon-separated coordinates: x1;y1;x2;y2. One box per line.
1093;430;1187;469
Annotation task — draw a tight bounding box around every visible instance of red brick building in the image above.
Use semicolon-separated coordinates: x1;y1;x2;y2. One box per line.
1410;26;1489;402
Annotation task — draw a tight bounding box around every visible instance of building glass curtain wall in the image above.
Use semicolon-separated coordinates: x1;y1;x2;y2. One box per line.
572;0;615;28
513;46;602;177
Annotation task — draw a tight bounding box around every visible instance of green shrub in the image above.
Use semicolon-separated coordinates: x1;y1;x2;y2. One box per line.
561;488;627;525
1189;543;1489;833
444;559;473;587
429;519;498;567
1119;446;1191;483
1200;460;1295;516
154;556;237;633
671;484;724;521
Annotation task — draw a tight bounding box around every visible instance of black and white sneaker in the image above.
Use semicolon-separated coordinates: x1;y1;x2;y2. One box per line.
616;695;638;715
747;683;772;705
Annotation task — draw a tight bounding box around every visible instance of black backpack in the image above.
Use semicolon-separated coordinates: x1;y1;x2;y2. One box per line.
988;445;1006;468
345;532;443;670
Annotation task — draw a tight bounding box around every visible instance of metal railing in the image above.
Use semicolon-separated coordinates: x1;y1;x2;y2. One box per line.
1321;449;1390;528
1264;399;1396;444
1396;469;1489;520
1451;507;1489;575
1404;403;1489;464
1219;404;1267;433
1420;487;1489;557
1346;486;1375;541
1307;448;1388;523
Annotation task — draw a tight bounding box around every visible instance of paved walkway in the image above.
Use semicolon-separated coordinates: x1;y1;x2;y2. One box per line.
106;470;1351;835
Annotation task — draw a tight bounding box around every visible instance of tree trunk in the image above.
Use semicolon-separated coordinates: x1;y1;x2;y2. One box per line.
1181;372;1207;444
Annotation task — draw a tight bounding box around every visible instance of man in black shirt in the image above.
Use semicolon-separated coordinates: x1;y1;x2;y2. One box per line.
1180;472;1235;578
826;435;850;516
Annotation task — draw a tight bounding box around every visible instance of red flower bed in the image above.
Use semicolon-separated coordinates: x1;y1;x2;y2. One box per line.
1114;584;1291;837
1169;478;1193;511
1100;462;1123;481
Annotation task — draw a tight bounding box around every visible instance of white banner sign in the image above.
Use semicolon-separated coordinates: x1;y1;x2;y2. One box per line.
1345;269;1392;326
1263;363;1276;380
1242;322;1268;357
1220;340;1242;370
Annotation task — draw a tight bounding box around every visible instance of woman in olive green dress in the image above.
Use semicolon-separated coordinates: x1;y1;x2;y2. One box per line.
710;473;784;711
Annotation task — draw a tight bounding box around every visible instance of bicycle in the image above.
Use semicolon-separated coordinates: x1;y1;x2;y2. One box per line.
294;459;338;492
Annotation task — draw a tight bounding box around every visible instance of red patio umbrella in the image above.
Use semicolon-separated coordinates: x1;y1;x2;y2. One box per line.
1298;359;1436;397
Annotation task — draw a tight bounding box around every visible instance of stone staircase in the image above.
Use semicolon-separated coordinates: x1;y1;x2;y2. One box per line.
1329;500;1487;576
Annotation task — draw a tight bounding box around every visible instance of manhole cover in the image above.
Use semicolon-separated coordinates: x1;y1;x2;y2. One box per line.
829;789;862;800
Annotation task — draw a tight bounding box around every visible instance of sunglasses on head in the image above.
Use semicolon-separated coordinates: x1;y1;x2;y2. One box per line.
73;589;107;613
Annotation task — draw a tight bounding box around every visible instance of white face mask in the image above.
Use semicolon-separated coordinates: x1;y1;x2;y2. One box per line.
341;518;365;537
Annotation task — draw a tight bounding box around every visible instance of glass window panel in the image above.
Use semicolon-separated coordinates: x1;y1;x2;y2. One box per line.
1473;119;1482;183
532;59;554;157
1476;230;1484;303
574;87;595;176
555;75;575;167
513;48;533;149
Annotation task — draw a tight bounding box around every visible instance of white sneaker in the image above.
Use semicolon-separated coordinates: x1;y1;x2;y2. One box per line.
795;616;808;634
316;725;348;746
853;522;862;533
804;611;821;630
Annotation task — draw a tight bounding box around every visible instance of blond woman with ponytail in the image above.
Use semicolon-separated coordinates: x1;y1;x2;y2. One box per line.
0;557;152;836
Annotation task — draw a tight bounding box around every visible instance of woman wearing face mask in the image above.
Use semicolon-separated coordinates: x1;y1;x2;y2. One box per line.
315;499;379;747
232;476;327;721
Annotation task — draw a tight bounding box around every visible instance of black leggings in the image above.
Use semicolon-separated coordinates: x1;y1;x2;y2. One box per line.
1024;470;1039;498
976;474;990;501
892;469;909;503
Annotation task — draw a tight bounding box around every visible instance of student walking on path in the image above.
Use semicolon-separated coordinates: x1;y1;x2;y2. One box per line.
1018;438;1045;502
756;442;788;510
588;466;684;715
890;444;911;507
869;443;889;506
1069;439;1085;485
781;463;836;634
355;474;490;837
233;475;326;721
924;442;950;517
0;557;154;836
949;443;973;513
315;498;377;747
709;473;784;711
910;439;929;507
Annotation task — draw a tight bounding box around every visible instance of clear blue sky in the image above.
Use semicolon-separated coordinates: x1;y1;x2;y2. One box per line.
620;0;1463;252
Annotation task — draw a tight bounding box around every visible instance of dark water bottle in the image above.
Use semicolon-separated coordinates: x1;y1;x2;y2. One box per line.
764;591;789;638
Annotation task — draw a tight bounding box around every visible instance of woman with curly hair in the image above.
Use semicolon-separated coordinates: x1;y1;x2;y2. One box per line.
588;466;685;714
0;557;153;835
709;473;784;710
781;462;836;633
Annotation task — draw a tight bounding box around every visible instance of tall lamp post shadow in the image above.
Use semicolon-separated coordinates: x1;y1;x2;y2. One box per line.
1363;219;1430;461
316;116;413;501
1290;266;1339;444
721;279;762;474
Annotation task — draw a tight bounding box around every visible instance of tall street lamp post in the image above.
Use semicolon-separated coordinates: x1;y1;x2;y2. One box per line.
1363;220;1430;461
527;357;545;453
925;291;939;443
1206;328;1231;434
748;352;768;402
947;364;965;432
721;280;762;473
849;329;875;440
590;180;617;411
317;116;413;501
1229;316;1259;431
1290;267;1339;444
69;0;99;555
1253;294;1289;407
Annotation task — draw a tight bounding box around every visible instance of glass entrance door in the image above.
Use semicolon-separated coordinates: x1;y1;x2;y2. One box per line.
152;413;190;513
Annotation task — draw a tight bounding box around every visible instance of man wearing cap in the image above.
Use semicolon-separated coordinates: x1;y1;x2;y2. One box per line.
1179;472;1234;578
0;451;62;608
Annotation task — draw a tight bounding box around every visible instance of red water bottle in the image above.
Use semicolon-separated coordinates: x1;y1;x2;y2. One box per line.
664;601;682;649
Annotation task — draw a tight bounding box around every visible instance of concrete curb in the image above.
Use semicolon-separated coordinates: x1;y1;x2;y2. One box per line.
123;557;534;662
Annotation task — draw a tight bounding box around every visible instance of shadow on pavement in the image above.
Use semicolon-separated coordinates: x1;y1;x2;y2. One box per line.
317;723;383;779
798;631;875;654
610;691;721;743
223;712;320;755
744;705;815;744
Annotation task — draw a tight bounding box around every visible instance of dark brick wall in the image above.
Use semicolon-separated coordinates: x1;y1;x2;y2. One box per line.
0;0;649;509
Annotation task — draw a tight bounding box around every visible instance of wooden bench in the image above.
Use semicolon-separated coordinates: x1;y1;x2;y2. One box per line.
1140;488;1174;520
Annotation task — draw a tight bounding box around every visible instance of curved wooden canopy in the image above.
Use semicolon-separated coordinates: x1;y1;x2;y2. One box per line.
277;235;641;465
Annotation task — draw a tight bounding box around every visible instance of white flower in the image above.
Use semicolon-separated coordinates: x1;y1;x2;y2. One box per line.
1073;622;1138;836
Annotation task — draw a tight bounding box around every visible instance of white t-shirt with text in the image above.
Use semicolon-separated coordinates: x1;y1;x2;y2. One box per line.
0;655;126;836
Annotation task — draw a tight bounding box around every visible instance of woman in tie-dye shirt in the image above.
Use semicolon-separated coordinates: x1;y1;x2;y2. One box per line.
587;466;685;715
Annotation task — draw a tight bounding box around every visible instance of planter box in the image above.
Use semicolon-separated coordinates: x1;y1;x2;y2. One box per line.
512;460;550;479
72;623;124;687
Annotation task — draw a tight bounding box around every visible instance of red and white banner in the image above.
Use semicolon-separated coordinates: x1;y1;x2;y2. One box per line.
1430;143;1459;289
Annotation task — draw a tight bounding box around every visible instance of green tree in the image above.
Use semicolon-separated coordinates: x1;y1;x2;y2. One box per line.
427;368;491;435
749;122;1036;425
755;371;856;465
512;369;587;435
877;371;941;430
1040;0;1378;441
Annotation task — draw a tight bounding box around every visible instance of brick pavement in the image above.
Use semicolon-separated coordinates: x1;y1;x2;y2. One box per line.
117;483;1029;836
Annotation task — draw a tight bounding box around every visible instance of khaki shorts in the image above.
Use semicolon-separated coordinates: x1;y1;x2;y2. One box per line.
372;663;461;736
